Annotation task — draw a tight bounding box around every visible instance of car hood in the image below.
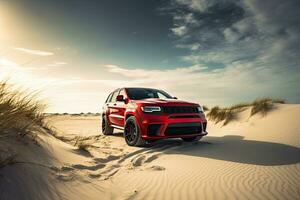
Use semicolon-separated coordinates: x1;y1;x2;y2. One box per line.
132;98;199;106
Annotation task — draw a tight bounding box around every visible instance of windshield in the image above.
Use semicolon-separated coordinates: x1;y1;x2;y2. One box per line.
126;88;173;100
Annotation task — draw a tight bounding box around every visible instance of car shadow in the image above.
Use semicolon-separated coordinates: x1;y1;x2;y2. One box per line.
112;131;124;137
149;135;300;166
110;132;300;166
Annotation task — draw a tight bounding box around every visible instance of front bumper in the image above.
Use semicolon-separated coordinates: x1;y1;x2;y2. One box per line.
137;112;208;139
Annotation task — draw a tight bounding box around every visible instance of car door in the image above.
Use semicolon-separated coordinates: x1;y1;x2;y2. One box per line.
108;90;120;126
114;88;127;127
103;92;113;115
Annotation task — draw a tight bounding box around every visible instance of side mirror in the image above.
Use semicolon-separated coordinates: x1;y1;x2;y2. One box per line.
173;96;178;99
116;95;125;102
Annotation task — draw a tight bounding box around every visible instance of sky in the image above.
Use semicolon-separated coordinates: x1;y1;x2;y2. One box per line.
0;0;299;113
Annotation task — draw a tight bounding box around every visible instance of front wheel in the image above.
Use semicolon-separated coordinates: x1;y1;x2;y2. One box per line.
124;116;147;147
181;136;202;142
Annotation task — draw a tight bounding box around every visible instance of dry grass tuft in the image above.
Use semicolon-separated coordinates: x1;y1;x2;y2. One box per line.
75;140;90;151
228;103;250;111
77;142;90;152
0;80;48;136
72;135;102;157
74;136;94;154
250;98;284;116
207;106;236;125
251;98;272;116
207;98;285;125
202;105;209;111
0;80;56;168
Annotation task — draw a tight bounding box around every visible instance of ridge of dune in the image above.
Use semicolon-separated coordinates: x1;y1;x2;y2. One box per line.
208;104;300;146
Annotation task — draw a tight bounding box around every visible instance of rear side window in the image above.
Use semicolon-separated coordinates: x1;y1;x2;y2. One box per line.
118;89;126;97
105;93;113;103
110;90;119;103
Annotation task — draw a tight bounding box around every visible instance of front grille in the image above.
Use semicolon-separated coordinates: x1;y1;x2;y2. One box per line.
169;115;200;119
162;106;199;114
164;122;202;136
147;124;162;136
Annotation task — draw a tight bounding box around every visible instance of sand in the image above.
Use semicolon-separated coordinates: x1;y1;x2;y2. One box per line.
1;104;300;199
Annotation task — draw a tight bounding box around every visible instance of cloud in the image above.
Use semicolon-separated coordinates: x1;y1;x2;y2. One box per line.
104;63;300;106
0;58;17;67
176;43;201;51
47;61;67;67
171;25;188;36
104;64;206;79
2;0;299;113
13;47;54;56
174;0;216;12
168;0;300;65
159;0;300;103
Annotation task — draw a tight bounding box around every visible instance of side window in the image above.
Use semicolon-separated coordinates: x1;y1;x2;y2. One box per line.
105;93;112;103
110;90;119;103
118;89;126;98
157;92;166;100
147;92;155;98
157;91;169;100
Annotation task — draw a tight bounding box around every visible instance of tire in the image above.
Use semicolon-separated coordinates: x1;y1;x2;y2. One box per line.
124;116;147;147
102;115;114;135
181;136;202;142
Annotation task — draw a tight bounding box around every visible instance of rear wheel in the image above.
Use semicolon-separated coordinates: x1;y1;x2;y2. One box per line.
102;116;114;135
124;116;147;147
181;136;202;142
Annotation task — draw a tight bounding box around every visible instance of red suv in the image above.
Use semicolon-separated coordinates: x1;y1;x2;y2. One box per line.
102;88;207;146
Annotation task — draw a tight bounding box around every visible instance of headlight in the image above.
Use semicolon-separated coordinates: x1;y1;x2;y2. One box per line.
197;106;204;113
141;106;161;113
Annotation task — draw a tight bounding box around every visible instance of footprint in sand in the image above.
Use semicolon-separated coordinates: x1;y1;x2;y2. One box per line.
93;155;121;163
119;190;139;200
71;163;105;171
60;166;75;172
55;142;166;182
88;173;102;179
131;152;162;167
147;165;166;171
131;155;146;167
144;153;161;163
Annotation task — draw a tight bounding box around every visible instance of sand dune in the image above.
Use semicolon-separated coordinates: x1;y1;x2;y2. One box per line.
1;104;300;199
